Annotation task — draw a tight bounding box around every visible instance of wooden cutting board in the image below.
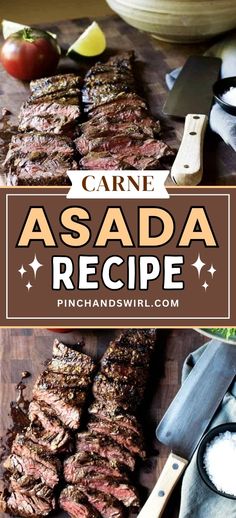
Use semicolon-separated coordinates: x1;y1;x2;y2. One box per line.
0;328;209;518
0;15;235;185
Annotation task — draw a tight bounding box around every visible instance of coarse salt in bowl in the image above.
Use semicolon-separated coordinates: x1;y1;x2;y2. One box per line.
197;423;236;499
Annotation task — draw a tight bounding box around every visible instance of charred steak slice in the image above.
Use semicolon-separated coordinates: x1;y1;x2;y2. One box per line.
92;373;146;411
4;133;75;165
9;477;54;504
9;435;60;487
64;451;127;484
80;152;131;170
33;385;87;430
101;359;149;386
47;340;96;377
36;370;91;390
80;119;160;139
88;93;147;118
30;74;81;97
77;487;126;518
4;452;59;490
60;486;101;518
18;112;79;135
76;432;135;471
77;135;173;159
78;476;140;509
88;401;142;435
88;418;145;458
101;329;156;367
7;155;76;186
7;490;55;518
22;89;80;106
27;400;71;453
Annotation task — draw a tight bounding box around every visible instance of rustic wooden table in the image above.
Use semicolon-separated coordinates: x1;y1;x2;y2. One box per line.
0;328;209;518
0;15;235;185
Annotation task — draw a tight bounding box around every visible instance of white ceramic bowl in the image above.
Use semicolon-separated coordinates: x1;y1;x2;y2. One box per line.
106;0;236;43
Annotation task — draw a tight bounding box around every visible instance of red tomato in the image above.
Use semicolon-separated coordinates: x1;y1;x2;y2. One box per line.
0;28;61;81
47;329;74;333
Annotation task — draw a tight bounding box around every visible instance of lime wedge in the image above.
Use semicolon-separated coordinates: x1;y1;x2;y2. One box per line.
67;21;106;58
2;19;57;40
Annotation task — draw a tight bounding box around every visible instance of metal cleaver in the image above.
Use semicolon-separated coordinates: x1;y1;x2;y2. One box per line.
163;56;221;186
137;340;236;518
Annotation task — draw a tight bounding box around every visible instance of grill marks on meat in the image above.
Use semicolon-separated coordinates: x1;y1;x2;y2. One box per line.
78;477;140;509
80;53;174;170
64;452;127;484
62;329;156;516
5;132;76;186
76;432;136;471
60;486;101;518
77;488;126;518
3;341;96;517
6;74;81;185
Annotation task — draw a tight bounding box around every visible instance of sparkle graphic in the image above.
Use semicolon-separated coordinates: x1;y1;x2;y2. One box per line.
18;265;26;277
208;265;216;278
26;282;32;291
29;254;43;278
192;254;205;278
202;281;209;291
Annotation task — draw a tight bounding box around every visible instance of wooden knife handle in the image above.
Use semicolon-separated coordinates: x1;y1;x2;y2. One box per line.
137;453;188;518
171;114;208;186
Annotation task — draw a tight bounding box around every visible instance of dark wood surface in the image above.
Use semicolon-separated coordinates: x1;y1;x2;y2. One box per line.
0;328;209;518
0;15;235;185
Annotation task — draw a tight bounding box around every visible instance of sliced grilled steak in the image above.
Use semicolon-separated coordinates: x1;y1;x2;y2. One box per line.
8;155;75;186
9;477;54;504
123;155;162;169
78;476;140;509
18;112;79;135
101;359;149;386
88;93;147;119
60;486;101;518
4;133;75;165
75;134;146;156
27;400;71;453
19;102;80;122
77;487;126;518
78;135;172;159
36;370;91;390
80;119;160;139
93;373;146;411
76;432;135;471
33;385;87;430
64;451;127;484
80;152;130;170
101;329;155;367
4;451;59;490
107;51;135;70
22;89;80;106
7;490;55;518
87;418;145;458
88;401;141;435
47;340;96;377
30;74;81;97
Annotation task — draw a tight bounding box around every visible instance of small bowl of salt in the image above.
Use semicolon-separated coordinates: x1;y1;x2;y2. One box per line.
213;77;236;115
197;423;236;499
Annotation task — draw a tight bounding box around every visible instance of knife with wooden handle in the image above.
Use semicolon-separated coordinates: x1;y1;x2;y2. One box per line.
137;341;236;518
163;56;221;186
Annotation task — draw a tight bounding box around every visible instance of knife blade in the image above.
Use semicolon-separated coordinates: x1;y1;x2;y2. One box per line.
163;56;221;186
137;341;236;518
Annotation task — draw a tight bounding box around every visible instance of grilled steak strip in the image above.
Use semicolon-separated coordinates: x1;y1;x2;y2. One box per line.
60;486;101;518
87;418;145;458
76;432;136;471
4;341;96;517
26;400;71;453
78;476;140;509
7;490;55;518
64;451;128;484
77;487;126;518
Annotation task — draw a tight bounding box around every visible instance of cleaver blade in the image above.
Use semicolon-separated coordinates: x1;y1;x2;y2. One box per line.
163;55;221;186
137;341;236;518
